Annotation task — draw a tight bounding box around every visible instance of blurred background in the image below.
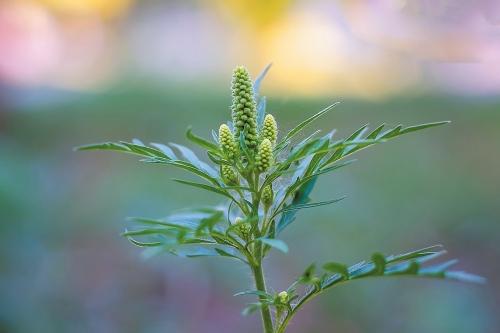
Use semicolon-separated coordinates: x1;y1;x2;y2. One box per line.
1;0;499;332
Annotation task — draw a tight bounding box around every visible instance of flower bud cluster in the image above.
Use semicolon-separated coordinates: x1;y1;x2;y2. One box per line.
262;185;273;209
231;66;258;149
261;114;278;146
234;217;251;240
278;291;288;304
221;165;238;185
219;124;237;160
256;139;273;172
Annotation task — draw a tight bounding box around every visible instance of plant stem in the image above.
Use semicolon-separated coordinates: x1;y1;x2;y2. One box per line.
252;256;274;333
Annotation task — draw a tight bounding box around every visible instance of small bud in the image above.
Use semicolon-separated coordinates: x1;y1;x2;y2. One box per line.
262;185;273;209
219;124;237;160
221;165;239;185
278;291;288;303
231;66;258;150
260;114;278;146
234;217;251;240
256;139;273;172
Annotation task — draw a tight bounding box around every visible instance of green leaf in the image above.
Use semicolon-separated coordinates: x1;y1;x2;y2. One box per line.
298;263;316;284
75;141;169;160
172;179;232;199
214;248;245;262
242;303;264;316
126;237;163;247
372;252;386;275
234;290;273;299
322;262;349;279
280;197;346;213
129;217;194;230
277;102;340;148
320;245;484;290
150;142;177;159
385;244;444;264
257;238;289;253
186;127;221;152
170;143;218;178
398;121;450;135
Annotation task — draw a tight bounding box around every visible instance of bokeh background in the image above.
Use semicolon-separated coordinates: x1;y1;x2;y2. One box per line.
1;1;499;332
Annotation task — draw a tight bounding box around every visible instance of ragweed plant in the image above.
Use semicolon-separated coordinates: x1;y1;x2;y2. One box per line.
77;65;483;333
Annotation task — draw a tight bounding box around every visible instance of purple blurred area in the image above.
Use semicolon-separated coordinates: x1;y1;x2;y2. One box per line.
1;1;499;333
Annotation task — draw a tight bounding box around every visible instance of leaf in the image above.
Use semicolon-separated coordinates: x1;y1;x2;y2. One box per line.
372;252;386;275
129;216;197;230
298;263;316;284
323;262;349;279
172;179;232;199
277;102;340;148
385;244;444;264
126;237;163;247
170;143;218;178
444;271;486;284
280;197;346;213
214;248;245;262
195;210;224;234
253;63;272;96
242;303;264;316
366;124;385;139
186;127;221;152
276;173;319;234
257;238;289;253
150;142;177;159
398;121;450;135
234;290;273;299
320;245;484;290
76;141;169;160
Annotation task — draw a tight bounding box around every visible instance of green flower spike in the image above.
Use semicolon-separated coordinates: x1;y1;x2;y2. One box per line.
260;114;278;146
219;124;237;160
262;185;273;210
256;138;273;172
231;66;258;149
221;164;239;186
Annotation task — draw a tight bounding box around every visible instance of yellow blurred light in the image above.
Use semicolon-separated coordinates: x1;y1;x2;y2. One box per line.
36;0;132;19
215;0;293;28
260;12;420;98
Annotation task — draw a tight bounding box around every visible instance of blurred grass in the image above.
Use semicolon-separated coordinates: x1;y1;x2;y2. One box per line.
1;85;499;332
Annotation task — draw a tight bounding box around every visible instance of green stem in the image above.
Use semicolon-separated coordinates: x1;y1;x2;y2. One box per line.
252;256;274;333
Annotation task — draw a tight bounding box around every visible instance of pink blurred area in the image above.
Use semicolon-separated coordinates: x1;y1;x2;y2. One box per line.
1;0;499;97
